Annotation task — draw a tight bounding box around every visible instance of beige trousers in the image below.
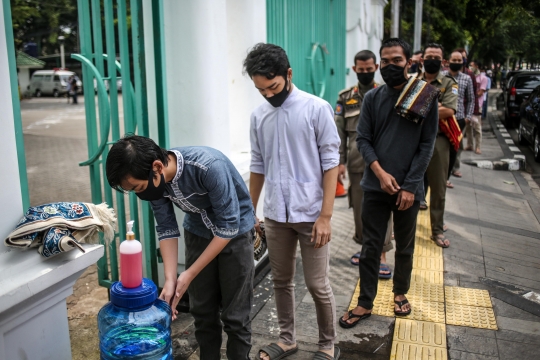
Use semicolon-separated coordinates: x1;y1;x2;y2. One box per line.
264;218;336;350
465;115;482;150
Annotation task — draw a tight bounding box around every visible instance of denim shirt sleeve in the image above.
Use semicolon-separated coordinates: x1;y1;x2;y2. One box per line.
203;159;240;239
150;196;181;241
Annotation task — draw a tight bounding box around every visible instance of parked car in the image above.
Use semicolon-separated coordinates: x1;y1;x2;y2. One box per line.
502;71;540;128
93;78;123;94
29;69;82;97
518;85;540;161
501;70;522;92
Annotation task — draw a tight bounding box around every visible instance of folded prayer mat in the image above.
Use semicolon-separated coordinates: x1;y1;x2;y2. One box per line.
395;77;440;124
5;202;116;257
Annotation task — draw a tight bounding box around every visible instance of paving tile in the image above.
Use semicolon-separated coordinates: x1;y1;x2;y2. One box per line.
448;350;500;359
393;318;446;347
445;287;493;307
390;341;447;360
491;298;540;322
495;329;540;345
497;339;539;360
403;300;446;323
446;325;499;357
495;316;540;335
411;269;444;284
446;304;498;330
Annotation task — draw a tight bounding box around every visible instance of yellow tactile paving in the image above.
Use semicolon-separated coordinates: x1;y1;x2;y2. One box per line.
445;286;493;307
403;300;446;323
407;283;444;303
393;318;447;348
390;342;448;360
414;242;443;258
410;269;444;284
446;303;498;330
412;256;444;271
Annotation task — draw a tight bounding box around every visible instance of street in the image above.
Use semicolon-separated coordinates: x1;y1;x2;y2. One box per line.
19;93;540;359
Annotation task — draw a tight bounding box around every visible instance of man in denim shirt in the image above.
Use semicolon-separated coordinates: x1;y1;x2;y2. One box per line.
106;135;255;360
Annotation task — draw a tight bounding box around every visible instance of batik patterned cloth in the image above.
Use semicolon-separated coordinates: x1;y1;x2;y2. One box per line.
5;202;116;258
395;77;440;124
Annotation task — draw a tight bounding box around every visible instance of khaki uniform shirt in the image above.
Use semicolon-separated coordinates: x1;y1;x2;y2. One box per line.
334;82;377;174
418;72;458;114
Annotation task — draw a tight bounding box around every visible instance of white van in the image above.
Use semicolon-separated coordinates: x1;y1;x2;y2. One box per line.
30;69;82;97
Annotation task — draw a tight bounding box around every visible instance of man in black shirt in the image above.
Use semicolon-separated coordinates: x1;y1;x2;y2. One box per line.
339;38;438;327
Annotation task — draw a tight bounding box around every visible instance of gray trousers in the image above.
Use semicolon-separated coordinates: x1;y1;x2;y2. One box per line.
264;218;336;350
349;172;393;252
185;229;254;360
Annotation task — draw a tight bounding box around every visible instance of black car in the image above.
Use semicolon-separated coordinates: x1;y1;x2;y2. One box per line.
501;70;522;91
503;71;540;128
518;85;540;161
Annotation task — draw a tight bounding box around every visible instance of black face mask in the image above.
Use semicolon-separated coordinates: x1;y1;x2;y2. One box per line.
409;63;419;73
462;58;468;67
380;64;408;88
449;63;463;72
423;59;442;74
135;169;166;201
264;78;290;107
356;72;375;86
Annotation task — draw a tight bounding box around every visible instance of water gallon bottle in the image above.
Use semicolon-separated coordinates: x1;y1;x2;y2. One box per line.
98;278;173;359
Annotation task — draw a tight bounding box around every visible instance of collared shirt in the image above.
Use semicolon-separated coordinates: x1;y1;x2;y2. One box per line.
334;81;377;173
250;86;340;223
443;71;475;120
476;72;488;109
150;147;255;241
462;67;480;114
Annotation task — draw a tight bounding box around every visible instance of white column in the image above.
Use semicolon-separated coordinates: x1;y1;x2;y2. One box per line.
163;0;231;156
413;0;423;51
391;0;400;38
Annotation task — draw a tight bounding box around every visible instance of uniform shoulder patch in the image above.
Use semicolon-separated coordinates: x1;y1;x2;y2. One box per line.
451;84;459;95
335;103;343;115
346;98;358;105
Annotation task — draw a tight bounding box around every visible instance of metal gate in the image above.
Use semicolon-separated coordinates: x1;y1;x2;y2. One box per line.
267;0;346;106
73;0;166;288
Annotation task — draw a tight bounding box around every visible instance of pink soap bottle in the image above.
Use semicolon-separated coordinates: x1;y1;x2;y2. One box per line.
120;220;143;288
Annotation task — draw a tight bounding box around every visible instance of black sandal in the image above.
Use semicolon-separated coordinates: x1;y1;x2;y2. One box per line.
394;299;411;316
338;310;371;329
257;343;298;359
313;346;340;359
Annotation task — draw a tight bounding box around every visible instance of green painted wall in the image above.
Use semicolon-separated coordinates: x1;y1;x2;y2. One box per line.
267;0;346;106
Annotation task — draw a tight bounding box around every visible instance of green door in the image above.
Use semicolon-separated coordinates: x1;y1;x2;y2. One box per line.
267;0;346;106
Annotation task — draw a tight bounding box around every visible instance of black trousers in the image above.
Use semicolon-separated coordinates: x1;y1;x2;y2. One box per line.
357;191;420;310
185;229;254;360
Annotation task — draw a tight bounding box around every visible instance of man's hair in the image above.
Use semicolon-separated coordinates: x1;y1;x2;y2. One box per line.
423;43;444;57
455;47;467;56
413;50;423;56
379;38;411;60
470;60;482;67
354;50;377;64
106;134;170;192
243;43;291;79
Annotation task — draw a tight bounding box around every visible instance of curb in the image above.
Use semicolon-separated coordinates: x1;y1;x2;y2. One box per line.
466;102;526;171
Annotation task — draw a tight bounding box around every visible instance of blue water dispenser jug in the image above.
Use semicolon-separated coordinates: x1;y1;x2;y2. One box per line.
98;278;172;359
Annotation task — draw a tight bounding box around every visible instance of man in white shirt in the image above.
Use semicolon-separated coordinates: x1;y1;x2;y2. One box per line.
244;43;341;360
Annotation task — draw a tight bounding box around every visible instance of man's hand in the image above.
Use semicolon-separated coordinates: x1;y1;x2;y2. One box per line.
338;164;347;183
377;171;400;195
159;278;179;320
311;215;331;248
170;271;195;320
396;190;415;210
254;217;263;236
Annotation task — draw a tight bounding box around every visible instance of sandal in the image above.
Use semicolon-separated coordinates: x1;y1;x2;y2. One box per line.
394;298;412;316
350;252;361;266
446;181;454;189
338;310;371;329
475;148;482;154
379;263;392;279
419;201;428;210
430;235;450;248
313;347;340;360
258;343;298;360
452;171;462;178
443;224;448;232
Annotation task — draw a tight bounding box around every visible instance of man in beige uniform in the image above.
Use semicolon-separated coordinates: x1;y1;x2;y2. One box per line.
419;43;458;248
335;50;393;278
